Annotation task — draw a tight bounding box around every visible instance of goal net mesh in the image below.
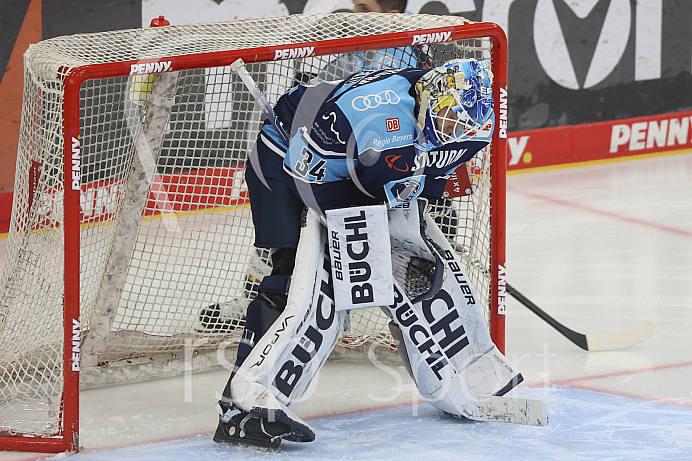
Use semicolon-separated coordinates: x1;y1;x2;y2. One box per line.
0;12;500;439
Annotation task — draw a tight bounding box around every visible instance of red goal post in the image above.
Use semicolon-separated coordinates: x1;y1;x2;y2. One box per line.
0;13;507;453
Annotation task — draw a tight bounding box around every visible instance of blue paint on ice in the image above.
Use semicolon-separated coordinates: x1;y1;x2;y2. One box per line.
70;386;692;460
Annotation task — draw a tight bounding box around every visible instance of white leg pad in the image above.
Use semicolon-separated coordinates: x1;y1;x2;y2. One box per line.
230;209;345;436
387;200;522;415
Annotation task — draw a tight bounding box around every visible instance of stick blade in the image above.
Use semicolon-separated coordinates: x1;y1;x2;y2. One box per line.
465;396;549;427
585;320;656;351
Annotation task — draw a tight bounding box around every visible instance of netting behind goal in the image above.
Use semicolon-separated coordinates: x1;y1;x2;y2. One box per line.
0;13;507;452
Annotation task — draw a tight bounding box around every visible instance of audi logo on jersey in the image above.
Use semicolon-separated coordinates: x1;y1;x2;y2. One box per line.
352;90;401;111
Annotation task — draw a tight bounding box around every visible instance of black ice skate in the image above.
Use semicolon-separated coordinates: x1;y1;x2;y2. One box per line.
213;405;292;449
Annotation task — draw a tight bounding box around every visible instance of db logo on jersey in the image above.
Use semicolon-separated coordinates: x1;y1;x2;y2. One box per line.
386;118;400;132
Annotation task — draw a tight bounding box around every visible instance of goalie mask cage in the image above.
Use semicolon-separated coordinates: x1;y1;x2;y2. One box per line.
0;13;507;452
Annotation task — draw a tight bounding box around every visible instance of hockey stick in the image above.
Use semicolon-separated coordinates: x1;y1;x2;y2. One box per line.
451;243;656;351
506;283;656;351
231;58;290;144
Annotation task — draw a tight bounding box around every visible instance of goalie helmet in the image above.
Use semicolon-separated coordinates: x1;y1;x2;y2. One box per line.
415;59;494;148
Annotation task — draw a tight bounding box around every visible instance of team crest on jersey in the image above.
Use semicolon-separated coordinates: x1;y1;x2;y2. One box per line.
383;175;425;208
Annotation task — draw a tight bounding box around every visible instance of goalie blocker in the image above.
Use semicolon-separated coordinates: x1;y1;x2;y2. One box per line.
215;201;546;449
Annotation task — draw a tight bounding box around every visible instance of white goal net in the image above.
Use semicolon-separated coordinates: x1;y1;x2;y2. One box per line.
0;12;507;451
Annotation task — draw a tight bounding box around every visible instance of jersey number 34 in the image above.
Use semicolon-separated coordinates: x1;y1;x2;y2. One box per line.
295;147;327;181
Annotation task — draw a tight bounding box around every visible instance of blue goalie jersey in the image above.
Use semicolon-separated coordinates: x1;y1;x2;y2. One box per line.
253;68;493;210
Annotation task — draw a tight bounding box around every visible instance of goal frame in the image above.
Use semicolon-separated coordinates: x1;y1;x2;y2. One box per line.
2;21;507;453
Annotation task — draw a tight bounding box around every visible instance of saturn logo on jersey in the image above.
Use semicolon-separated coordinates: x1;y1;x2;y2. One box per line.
413;149;469;170
385;154;410;172
352;90;401;111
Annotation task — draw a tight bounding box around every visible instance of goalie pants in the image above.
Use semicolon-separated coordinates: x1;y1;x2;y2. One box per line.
245;162;303;249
